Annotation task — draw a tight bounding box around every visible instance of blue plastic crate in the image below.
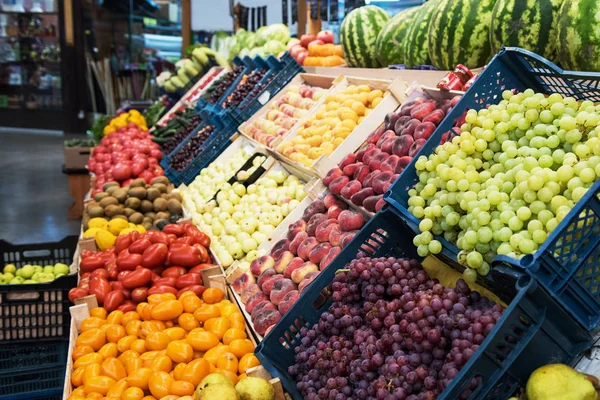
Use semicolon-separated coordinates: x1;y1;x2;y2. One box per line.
160;119;211;169
195;57;246;115
255;206;592;400
384;47;600;329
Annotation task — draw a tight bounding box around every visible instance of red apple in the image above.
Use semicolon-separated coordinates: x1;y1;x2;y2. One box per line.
300;34;317;48
317;30;334;44
287;38;300;50
290;44;305;59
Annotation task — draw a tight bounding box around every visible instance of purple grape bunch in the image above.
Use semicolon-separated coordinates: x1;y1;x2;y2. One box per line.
288;257;504;400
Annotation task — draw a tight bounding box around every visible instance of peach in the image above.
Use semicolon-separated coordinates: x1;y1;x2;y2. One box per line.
340;231;358;248
342;162;362;176
327;204;345;220
340;180;362;199
394;115;413;134
298;272;320;292
297;237;319;261
240;283;262;303
375;130;396;148
362;147;381;166
245;292;269;313
291;262;319;284
289;231;309;255
381;155;400;173
413;121;436;141
306;213;328;237
257;268;277;289
367;152;389;171
379;138;396;155
366;126;385;145
286;220;307;241
338;209;365;232
232;272;256;294
410;100;437;120
251;301;277;321
338;153;357;169
270;278;296;305
308;242;333;264
270;238;291;259
273;251;295;274
384;112;402;132
328;176;350;195
400;98;426;116
328;224;343;246
301;199;326;221
283;257;305;279
376;197;387;212
355;144;375;162
451;95;461;107
320;246;341;270
314;219;338;243
250;255;275;277
353;165;371;183
262;274;284;296
397;156;412;172
254;309;282;335
264;325;276;335
278;290;299;315
409;138;427;157
362;171;378;188
400;119;421;137
363;194;383;212
350;187;374;207
372;171;394;195
392;135;414;158
323;167;343;186
422;109;446;126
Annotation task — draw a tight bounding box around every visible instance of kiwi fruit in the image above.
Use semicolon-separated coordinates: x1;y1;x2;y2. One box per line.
88;206;105;218
99;196;118;208
82;214;90;231
94;192;109;202
156;211;170;221
151;176;169;185
144;212;157;221
142;221;153;230
153;198;168;212
129;212;144;224
124;197;141;210
112;188;128;203
102;181;119;191
153;183;168;193
167;199;183;215
154;219;169;228
124;208;136;217
146;187;161;201
106;186;119;195
167;192;183;202
128;187;147;199
112;215;128;221
130;178;146;188
140;200;154;213
142;216;153;225
105;204;124;217
86;201;100;209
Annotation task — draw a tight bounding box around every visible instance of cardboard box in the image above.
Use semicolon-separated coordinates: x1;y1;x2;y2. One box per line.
64;146;92;170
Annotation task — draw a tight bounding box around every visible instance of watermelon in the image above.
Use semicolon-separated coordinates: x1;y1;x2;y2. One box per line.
428;0;496;70
490;0;564;61
375;7;420;67
402;0;441;68
340;6;390;68
557;0;600;71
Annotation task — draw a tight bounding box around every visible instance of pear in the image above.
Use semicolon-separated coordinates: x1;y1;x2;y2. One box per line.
235;377;275;400
198;373;234;389
195;383;239;400
526;363;598;400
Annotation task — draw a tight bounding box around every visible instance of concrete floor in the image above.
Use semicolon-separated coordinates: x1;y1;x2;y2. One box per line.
0;132;81;244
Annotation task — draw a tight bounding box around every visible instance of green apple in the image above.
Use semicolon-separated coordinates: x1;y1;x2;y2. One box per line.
38;273;54;283
3;264;16;274
10;276;24;284
15;268;23;278
43;265;54;274
0;274;7;284
31;272;41;282
32;265;43;274
4;272;14;281
20;265;35;279
23;279;37;284
54;273;65;280
53;263;70;275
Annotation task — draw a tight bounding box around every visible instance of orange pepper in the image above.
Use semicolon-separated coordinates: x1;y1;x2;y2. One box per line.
85;392;103;399
239;353;260;374
178;313;199;331
180;358;210;386
151;320;167;331
105;324;126;343
193;304;220;322
71;366;85;387
228;312;246;330
202;287;224;304
80;317;105;332
173;362;187;380
72;345;95;361
125;320;142;336
139;321;159;339
107;310;124;325
181;295;202;313
229;338;254;358
148;293;175;305
219;302;238;318
166;340;193;363
76;328;106;351
105;377;128;397
126;367;152;390
74;353;104;369
72;387;86;396
216;368;238;384
238;372;247;381
101;357;127;381
142;396;157;400
186;330;219;351
148;371;174;398
117;335;137;353
223;328;247;345
130;339;146;354
145;331;170;351
140;303;154;321
170;380;195;396
151;300;183;321
149;355;172;372
89;308;108;319
83;375;115;395
117;350;140;366
139;350;158;368
98;342;118;359
125;356;143;375
136;302;148;315
203;344;230;367
217;351;238;373
122;387;144;400
204;317;230;339
122;311;140;325
163;327;186;340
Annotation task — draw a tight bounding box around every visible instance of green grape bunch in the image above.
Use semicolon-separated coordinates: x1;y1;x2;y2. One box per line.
408;89;600;282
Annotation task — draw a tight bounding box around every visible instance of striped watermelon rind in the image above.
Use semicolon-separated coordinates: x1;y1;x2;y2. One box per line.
557;0;600;71
490;0;564;61
340;5;390;68
375;7;420;67
402;0;440;68
428;0;496;70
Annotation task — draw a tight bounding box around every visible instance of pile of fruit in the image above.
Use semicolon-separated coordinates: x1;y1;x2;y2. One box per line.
102;110;148;137
156;48;229;93
288;30;342;66
180;148;266;208
409;90;600;279
84;177;183;233
151;108;203;156
144;96;171;128
242;84;325;146
88;125;164;196
201;66;245;104
222;69;268;109
83;218;146;251
196;375;276;400
277;84;385;167
0;262;70;284
167;125;216;172
188;170;306;268
323;92;461;212
68;287;261;399
288;256;504;399
231;194;366;335
69;222;213;308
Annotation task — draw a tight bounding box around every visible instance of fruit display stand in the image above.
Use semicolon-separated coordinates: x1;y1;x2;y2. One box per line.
270;76;408;181
302;66;449;88
237;73;337;150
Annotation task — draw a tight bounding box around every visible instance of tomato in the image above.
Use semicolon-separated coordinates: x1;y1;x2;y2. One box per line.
126;367;152;390
115;234;134;255
72;345;95;361
229;338;255;358
147;231;169;245
175;273;201;289
122;387;144;400
166;340;193;363
174;236;195;245
129;238;152;254
150;354;173;373
118;300;137;312
125;356;143;375
153;277;176;287
82;362;101;384
130;287;148;303
170;380;195;396
203;344;230;367
117;335;137;353
163;327;186;340
204;287;225;303
71;366;85;387
178;313;199;331
98;342;118;359
117;271;131;281
193;304;220;322
105;324;126;343
148;370;174;398
116;252;143;271
180;294;201;314
204;317;230;340
80;256;105;273
162;224;185;236
101;357;127;381
76;328;106;351
89;277;111;305
217;352;238;373
223;328;247;345
186;330;219;351
141;243;168;268
168;245;206;267
69;287;89;303
148;285;178;296
121;267;153;289
151;300;183;320
89;308;107;319
228;312;246;330
161;266;186;278
238;353;260;374
84;375;115;395
104;290;125;312
106;377;129;397
131;338;146;354
180;358;210;386
90;268;109;280
189;231;211;248
219;302;238;318
146;331;170;351
80;317;105;332
188;263;216;274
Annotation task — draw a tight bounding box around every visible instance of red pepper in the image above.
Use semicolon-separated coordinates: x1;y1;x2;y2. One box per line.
104;290;125;312
189;263;217;275
175;273;201;289
162;266;187;278
148;285;178;295
153;277;177;287
121;268;153;289
141;243;168;268
147;231;169;245
174;236;195;245
117;271;130;281
192;244;209;264
129;238;152;254
80;256;105;273
176;285;206;299
131;287;148;303
189;231;211;248
89;277;111;305
117;300;136;313
115;234;133;255
116;251;142;271
69;287;89;303
166;233;177;245
168;245;205;267
163;224;185;237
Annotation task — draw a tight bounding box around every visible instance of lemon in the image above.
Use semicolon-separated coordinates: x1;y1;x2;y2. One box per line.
134;225;146;234
95;230;116;251
108;218;129;235
118;228;136;236
83;227;101;238
88;218;108;229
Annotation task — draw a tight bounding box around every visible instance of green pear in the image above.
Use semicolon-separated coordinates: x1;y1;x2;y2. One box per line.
31;272;41;282
195;383;239;400
53;263;70;275
38;273;54;283
198;373;234;389
235;377;275;400
43;265;54;274
0;274;7;284
23;279;37;284
10;276;24;284
32;265;43;274
3;264;16;274
4;272;14;281
19;265;34;279
527;364;597;400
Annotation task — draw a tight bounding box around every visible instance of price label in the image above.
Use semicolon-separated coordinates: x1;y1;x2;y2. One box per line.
258;91;271;105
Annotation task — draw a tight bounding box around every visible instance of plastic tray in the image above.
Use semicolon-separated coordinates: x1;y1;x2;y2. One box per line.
195;57;245;113
385;47;600;329
0;236;78;342
160;119;211;168
255;205;593;399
